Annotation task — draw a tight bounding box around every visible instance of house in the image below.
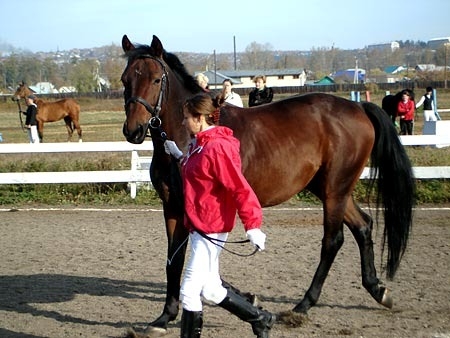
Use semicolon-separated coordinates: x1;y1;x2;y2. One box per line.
312;76;335;85
427;37;450;50
59;86;77;93
331;69;366;83
367;41;400;52
384;65;406;74
197;68;305;89
195;70;241;88
29;82;59;94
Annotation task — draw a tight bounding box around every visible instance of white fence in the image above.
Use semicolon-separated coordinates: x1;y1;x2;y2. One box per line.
1;136;449;198
0;141;153;198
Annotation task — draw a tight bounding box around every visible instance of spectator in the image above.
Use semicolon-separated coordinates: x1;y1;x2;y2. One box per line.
248;75;273;107
397;90;415;135
221;79;243;107
23;95;40;143
415;86;437;122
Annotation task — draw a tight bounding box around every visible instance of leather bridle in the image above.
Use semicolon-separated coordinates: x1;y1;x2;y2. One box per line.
124;55;168;140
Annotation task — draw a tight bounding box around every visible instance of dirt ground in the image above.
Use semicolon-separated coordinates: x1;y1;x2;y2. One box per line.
0;204;449;338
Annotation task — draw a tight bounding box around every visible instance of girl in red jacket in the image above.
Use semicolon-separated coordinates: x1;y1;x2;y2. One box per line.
164;94;275;338
397;91;415;135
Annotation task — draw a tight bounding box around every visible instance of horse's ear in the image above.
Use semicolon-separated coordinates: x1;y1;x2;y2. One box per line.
20;80;25;86
122;35;135;52
150;35;164;58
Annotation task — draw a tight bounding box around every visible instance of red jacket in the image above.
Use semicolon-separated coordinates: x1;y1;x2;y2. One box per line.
397;99;415;121
181;126;262;234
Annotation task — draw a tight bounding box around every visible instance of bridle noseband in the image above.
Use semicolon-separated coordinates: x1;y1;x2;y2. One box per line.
124;55;168;139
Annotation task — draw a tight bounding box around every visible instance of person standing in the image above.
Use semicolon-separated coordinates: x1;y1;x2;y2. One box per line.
397;90;415;135
415;86;437;122
248;75;273;107
23;94;40;143
164;94;275;338
221;79;243;107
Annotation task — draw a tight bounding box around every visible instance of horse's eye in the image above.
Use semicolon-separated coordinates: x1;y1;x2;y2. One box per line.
155;79;161;84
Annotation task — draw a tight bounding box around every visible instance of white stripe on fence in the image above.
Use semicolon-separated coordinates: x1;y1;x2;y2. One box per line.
0;136;449;198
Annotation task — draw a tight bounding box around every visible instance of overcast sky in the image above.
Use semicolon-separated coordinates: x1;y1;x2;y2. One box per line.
1;0;449;53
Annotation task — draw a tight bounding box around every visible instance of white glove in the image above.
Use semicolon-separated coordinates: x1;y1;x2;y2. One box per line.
246;228;266;251
164;140;183;160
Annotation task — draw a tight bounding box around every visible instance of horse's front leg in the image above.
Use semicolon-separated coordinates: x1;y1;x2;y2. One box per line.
37;120;44;142
145;203;188;334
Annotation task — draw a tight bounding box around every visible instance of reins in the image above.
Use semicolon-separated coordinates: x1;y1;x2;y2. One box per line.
197;230;259;257
16;99;25;132
167;230;259;266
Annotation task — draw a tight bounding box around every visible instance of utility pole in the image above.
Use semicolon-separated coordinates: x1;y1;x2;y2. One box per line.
233;36;237;70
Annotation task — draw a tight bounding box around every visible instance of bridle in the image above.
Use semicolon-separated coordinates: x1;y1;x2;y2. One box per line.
124;55;168;140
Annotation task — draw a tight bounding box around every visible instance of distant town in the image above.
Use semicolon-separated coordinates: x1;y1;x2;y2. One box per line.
1;36;449;94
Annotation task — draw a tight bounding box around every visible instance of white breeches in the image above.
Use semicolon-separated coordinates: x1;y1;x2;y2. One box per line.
423;110;437;121
28;126;40;143
180;231;228;311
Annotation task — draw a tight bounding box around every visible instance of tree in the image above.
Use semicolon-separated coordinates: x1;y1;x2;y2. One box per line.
241;42;274;70
68;59;98;93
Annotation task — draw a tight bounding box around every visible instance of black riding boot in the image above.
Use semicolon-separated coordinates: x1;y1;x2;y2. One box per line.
180;309;203;338
218;290;276;338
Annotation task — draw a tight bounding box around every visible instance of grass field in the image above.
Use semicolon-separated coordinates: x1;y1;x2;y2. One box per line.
1;91;449;205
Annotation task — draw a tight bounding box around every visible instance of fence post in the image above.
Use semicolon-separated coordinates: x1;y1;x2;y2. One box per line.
130;150;139;199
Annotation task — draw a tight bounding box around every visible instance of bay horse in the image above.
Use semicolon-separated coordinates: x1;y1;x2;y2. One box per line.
121;35;415;335
381;88;415;125
12;82;82;142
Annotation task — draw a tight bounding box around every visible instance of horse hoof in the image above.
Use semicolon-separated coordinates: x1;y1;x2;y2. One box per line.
143;325;168;337
380;287;393;309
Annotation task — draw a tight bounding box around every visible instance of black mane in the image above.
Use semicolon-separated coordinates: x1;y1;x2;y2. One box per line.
124;44;201;93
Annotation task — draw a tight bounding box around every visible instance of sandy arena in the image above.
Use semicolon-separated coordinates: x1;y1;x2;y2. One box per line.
0;204;449;338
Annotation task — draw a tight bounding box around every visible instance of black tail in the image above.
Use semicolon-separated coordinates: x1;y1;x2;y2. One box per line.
362;102;416;279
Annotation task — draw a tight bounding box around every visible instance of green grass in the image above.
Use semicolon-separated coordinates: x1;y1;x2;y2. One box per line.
1;93;449;206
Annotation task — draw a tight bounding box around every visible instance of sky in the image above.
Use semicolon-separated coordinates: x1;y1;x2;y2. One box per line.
1;0;449;54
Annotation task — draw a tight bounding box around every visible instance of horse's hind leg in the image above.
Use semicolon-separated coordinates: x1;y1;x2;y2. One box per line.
293;197;347;313
344;199;393;308
64;116;74;142
72;119;82;142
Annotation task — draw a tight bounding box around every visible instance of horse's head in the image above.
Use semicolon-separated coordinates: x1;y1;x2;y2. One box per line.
121;35;170;144
11;81;30;102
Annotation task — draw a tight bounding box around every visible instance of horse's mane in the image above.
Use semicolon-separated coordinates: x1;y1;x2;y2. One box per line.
124;44;202;93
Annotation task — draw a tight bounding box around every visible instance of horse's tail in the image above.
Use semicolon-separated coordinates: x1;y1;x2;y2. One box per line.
361;102;416;280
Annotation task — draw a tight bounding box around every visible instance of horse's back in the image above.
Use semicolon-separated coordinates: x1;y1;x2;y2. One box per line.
36;98;80;122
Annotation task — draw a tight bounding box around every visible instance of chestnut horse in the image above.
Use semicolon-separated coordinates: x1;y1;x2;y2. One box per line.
12;82;82;142
121;35;415;334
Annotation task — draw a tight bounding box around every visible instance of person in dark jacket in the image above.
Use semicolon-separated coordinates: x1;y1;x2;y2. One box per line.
23;94;40;143
248;75;273;107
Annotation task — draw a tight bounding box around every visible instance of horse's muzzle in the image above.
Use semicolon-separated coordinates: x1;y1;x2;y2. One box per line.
123;122;147;144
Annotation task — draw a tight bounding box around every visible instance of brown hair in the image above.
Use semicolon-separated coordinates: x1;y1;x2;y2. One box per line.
253;75;266;83
183;94;224;125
